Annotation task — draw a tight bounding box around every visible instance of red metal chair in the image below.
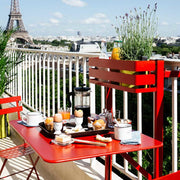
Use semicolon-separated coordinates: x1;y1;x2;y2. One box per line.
0;96;40;179
154;170;180;180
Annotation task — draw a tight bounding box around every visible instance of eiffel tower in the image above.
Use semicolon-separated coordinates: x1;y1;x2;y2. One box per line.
6;0;33;44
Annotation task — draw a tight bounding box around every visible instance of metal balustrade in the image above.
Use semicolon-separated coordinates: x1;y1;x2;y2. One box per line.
5;47;179;179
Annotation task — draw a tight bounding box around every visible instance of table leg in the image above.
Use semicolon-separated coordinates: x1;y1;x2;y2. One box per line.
27;156;40;180
105;155;112;180
154;147;160;178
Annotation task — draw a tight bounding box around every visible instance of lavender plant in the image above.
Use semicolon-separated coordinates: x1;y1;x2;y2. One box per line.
114;3;158;60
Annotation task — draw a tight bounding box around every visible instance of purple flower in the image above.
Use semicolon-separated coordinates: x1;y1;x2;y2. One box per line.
147;4;150;9
125;13;128;17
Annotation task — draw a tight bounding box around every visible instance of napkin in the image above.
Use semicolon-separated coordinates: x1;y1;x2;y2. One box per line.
17;120;37;127
120;131;141;145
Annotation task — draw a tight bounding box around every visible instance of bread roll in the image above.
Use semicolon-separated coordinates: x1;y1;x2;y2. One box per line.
93;119;106;130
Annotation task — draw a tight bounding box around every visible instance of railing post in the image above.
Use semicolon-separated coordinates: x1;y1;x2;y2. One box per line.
17;61;22;97
90;83;95;114
172;67;178;172
106;88;112;112
154;60;164;177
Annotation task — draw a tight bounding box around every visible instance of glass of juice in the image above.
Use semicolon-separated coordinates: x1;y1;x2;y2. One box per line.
58;108;70;120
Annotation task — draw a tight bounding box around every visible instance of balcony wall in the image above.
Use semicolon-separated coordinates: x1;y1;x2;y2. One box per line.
4;47;180;179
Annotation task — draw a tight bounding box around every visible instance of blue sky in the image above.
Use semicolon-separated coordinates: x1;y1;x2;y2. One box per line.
0;0;180;37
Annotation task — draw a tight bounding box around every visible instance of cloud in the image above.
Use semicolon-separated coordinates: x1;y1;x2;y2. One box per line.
66;28;76;32
176;22;180;25
62;0;86;7
49;18;59;24
83;13;110;24
53;12;63;19
161;21;169;26
39;23;51;27
28;24;37;27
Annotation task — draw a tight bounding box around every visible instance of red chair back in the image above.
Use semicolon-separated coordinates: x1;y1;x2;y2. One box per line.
0;96;23;120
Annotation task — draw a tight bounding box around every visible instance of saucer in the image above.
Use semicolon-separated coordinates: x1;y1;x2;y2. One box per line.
18;121;39;127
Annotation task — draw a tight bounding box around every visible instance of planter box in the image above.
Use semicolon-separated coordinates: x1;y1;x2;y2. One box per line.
89;58;164;93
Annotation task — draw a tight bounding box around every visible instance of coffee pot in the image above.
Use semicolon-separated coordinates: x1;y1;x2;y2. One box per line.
68;84;91;128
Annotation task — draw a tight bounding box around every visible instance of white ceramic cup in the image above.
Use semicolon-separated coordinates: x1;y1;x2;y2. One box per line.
54;122;63;134
75;117;83;128
114;124;132;140
22;112;44;126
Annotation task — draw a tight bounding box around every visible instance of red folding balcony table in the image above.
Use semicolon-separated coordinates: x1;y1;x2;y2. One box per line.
10;120;163;180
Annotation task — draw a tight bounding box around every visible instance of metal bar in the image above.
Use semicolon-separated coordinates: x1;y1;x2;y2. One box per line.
137;93;142;180
121;153;152;179
57;56;60;111
43;54;46;115
112;88;116;117
32;53;34;109
25;53;28;104
154;148;160;178
0;159;8;175
63;56;66;109
101;86;105;113
154;60;164;177
27;156;40;180
38;53;42;113
83;57;86;85
28;53;31;106
76;56;79;87
172;67;178;172
123;91;128;172
17;54;22;97
35;53;38;111
47;54;50;116
52;55;55;115
105;155;112;180
90;83;95;114
22;53;25;101
69;57;72;113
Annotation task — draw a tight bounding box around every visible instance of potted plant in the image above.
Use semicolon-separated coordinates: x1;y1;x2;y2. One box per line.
111;4;158;87
0;27;22;138
114;3;158;61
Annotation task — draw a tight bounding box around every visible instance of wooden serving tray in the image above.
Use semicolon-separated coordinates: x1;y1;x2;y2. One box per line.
39;122;110;138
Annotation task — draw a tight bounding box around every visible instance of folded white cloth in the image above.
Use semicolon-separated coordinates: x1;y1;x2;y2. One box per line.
120;131;141;145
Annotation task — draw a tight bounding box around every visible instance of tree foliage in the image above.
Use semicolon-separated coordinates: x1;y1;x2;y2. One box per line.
0;28;22;96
